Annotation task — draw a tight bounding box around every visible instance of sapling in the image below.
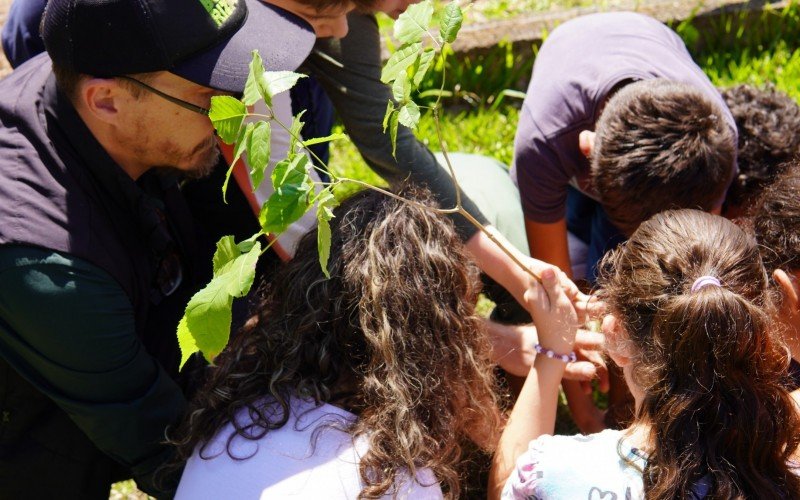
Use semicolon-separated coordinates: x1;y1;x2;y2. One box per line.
177;0;541;365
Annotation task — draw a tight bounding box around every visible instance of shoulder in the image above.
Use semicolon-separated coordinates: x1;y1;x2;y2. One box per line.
502;430;645;500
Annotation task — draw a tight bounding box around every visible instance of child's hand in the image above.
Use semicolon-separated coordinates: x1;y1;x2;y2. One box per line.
523;266;579;355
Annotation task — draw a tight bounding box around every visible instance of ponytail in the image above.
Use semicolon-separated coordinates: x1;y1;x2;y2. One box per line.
598;209;800;499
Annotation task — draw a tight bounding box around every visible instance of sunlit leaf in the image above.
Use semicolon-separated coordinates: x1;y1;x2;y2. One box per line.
183;277;233;363
315;188;338;278
258;180;314;234
247;121;271;191
222;122;252;202
389;110;400;157
394;1;434;45
439;2;464;43
383;101;395;132
177;316;198;370
413;48;436;87
209;96;247;144
392;76;411;103
381;42;422;84
398;101;421;130
288;110;307;156
212;235;239;275
301;132;348;147
243;50;270;106
264;71;306;97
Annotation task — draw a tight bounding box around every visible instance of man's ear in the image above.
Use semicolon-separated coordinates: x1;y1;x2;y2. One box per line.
774;269;800;314
579;130;595;158
79;78;122;125
602;313;633;367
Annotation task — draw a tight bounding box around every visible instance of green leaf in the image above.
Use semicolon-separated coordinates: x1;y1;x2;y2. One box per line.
222;122;252;202
439;2;464;43
315;188;338;278
212;235;240;275
271;154;309;189
261;154;314;234
217;240;261;298
247;121;271;191
398;101;421;130
177;316;198;370
383;101;395;132
392;76;411;103
243;50;270;106
264;71;306;97
413;48;436;87
381;42;422;84
394;1;434;45
288;110;307;156
209;95;247;144
389;110;400;157
301;132;348;147
180;237;263;363
183;277;233;362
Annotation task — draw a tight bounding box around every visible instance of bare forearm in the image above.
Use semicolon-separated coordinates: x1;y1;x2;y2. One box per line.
489;357;565;500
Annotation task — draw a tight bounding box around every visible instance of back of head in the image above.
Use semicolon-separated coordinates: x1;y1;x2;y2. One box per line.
592;79;735;234
172;186;500;498
751;160;800;275
723;84;800;211
597;209;800;499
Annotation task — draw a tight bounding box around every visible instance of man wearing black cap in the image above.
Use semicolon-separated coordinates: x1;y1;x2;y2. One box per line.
0;0;313;498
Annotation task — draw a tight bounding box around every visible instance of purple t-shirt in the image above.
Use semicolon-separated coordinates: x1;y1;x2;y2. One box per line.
511;12;737;223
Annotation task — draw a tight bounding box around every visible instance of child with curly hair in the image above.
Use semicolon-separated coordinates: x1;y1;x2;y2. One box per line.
491;210;800;499
751;161;800;395
171;186;502;499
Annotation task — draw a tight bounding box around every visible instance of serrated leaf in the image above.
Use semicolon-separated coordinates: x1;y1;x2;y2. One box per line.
439;2;464;43
247;121;271;190
177;316;198;370
258;180;314;234
222;122;252;202
394;1;434;44
212;236;240;275
209;96;247;144
315;188;338;279
389;110;400;157
261;154;313;234
301;132;348;147
413;48;436;87
271;154;309;189
217;240;261;298
264;71;306;97
398;101;421;130
288;110;307;156
381;42;422;84
392;76;411;103
243;50;270;106
383;101;395;132
183;277;233;362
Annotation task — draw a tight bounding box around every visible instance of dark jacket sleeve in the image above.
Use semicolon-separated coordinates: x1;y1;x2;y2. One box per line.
303;12;489;241
0;246;185;497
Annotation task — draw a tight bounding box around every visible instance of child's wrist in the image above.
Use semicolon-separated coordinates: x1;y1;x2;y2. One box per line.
533;343;576;363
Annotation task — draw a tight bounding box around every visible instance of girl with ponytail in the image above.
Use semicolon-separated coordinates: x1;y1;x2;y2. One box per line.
491;209;800;499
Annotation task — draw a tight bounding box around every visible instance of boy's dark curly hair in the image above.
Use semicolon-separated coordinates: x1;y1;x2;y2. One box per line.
722;84;800;210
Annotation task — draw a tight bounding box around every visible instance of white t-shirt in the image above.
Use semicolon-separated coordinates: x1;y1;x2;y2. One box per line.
176;398;443;499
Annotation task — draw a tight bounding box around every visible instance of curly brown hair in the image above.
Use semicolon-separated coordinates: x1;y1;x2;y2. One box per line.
750;160;800;275
597;209;800;499
722;84;800;211
169;186;501;498
592;79;736;235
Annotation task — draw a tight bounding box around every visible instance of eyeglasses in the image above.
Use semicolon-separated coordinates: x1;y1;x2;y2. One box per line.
116;76;210;116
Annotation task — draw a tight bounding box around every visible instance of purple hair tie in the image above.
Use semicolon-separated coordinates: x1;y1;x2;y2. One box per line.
691;275;722;293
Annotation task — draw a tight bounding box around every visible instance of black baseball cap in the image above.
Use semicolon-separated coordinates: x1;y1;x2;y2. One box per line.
41;0;315;93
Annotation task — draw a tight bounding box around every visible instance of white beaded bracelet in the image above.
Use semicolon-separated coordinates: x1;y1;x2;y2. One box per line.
534;343;577;363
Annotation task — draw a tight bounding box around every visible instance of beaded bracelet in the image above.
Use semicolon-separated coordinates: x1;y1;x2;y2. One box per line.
534;343;577;363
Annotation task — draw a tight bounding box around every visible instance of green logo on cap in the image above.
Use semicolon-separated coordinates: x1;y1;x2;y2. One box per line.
198;0;237;27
